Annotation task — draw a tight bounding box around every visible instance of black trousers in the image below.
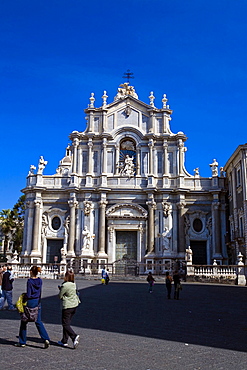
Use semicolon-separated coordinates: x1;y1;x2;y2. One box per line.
61;307;77;344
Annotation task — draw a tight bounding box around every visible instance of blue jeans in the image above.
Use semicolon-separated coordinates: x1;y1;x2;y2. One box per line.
0;290;14;310
18;298;50;345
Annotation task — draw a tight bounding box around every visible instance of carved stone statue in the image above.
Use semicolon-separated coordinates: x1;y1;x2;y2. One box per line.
115;83;138;100
185;246;193;264
82;226;94;250
209;159;218;177
121;155;135;178
28;165;36;176
193;167;199;176
41;214;48;246
37;156;48;175
162;227;171;252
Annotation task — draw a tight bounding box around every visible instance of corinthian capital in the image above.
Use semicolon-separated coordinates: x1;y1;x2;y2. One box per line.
68;199;78;208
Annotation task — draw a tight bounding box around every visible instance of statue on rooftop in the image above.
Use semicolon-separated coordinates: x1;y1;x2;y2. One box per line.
37;156;48;175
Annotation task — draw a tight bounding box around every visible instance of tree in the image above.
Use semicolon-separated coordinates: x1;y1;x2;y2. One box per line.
0;195;25;255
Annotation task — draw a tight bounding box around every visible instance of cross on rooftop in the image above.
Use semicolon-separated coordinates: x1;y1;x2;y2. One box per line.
122;69;134;83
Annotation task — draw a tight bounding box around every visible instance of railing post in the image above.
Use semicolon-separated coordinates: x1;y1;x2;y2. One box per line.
237;252;246;286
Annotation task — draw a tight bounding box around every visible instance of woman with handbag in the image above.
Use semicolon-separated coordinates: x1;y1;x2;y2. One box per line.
57;269;80;349
15;266;50;348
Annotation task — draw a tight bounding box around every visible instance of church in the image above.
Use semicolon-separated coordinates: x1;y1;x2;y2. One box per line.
21;82;228;273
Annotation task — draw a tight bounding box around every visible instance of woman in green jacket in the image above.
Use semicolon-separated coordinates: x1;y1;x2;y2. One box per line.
58;270;80;348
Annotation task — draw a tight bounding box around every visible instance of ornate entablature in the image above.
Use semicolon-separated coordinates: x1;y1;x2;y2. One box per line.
106;203;148;219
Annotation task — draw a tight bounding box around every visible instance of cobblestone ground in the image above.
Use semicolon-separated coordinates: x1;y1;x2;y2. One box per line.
0;278;247;370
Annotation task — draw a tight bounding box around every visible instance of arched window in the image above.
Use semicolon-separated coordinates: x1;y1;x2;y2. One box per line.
119;139;136;177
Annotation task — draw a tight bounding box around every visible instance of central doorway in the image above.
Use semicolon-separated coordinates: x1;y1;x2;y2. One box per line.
116;231;137;261
46;239;63;263
190;240;207;265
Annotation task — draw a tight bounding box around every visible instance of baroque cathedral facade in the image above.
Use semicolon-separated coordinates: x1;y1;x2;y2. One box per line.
21;83;228;272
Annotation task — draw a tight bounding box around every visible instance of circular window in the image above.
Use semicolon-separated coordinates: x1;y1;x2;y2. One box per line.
193;218;203;233
52;216;61;230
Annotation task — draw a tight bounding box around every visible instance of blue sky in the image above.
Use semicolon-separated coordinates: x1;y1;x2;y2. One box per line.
1;0;247;210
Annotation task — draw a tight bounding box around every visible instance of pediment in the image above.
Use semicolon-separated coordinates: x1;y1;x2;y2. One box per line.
106;203;148;219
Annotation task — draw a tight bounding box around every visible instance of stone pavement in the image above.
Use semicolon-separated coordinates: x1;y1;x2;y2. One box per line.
0;278;247;370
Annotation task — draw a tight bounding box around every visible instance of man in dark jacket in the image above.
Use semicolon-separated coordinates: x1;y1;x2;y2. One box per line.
0;265;16;310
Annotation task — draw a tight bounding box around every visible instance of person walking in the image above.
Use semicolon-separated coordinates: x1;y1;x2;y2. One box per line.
101;266;107;284
15;266;50;348
58;270;80;349
146;272;155;293
173;270;181;300
165;271;172;299
0;265;16;311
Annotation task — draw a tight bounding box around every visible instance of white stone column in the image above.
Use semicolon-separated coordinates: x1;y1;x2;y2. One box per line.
136;145;141;176
98;199;108;255
87;139;93;175
115;144;119;175
177;201;186;255
72;138;79;174
102;138;107;174
67;197;78;257
163;141;168;175
31;198;42;259
146;196;156;253
148;139;154;175
178;139;184;175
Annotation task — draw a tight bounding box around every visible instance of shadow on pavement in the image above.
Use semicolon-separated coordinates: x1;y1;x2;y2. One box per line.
1;281;247;353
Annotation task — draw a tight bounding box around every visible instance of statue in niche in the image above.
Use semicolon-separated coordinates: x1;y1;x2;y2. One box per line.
37;156;48;175
82;226;95;250
162;227;171;252
209;159;218;177
120;155;135;178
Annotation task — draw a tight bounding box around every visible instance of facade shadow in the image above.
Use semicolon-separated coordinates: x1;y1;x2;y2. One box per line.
3;281;246;352
39;281;247;353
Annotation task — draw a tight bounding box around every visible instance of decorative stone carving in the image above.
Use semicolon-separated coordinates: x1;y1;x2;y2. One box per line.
83;201;93;216
41;214;48;246
185;246;193;264
37;156;48;175
28;165;36;176
162;227;171;252
193;167;199;176
82;226;95;250
106;203;148;219
114;83;138;100
210;159;218;177
120;155;135;178
162;201;171;218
